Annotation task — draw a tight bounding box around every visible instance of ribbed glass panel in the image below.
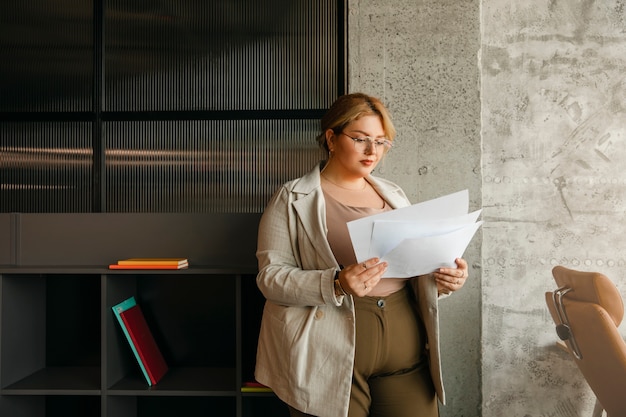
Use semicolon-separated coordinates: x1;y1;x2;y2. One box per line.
0;1;93;112
1;1;343;214
105;0;339;111
0;123;93;212
104;120;324;213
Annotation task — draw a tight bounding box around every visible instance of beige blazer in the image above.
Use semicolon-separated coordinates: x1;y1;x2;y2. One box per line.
255;164;445;417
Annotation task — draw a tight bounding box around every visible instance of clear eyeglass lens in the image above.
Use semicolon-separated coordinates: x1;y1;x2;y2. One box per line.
352;137;392;152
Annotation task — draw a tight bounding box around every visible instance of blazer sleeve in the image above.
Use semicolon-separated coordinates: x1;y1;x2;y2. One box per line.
256;185;341;307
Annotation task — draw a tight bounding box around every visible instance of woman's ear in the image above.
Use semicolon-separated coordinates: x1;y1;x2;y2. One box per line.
325;129;335;152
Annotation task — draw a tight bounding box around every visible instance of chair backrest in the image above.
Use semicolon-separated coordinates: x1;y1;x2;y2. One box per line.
546;266;626;416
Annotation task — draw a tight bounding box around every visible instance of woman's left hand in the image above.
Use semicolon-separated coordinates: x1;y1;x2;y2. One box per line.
434;258;469;295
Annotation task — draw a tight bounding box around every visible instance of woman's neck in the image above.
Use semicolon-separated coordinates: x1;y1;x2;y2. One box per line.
320;165;367;191
321;173;367;191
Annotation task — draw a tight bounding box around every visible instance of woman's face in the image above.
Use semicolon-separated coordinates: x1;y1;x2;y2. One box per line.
326;114;388;179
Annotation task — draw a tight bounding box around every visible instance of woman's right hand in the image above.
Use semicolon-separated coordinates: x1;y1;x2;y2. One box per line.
337;258;388;297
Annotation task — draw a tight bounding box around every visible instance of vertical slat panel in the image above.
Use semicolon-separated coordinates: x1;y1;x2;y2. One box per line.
104;0;339;111
0;123;92;212
0;1;93;112
104;120;323;213
1;0;342;213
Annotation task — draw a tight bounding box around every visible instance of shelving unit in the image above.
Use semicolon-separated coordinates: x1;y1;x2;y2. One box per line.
0;213;287;417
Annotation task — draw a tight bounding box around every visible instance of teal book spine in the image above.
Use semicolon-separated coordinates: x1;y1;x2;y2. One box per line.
112;296;152;386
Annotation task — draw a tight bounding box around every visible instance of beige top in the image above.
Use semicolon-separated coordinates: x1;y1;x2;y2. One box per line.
323;188;409;296
323;189;388;267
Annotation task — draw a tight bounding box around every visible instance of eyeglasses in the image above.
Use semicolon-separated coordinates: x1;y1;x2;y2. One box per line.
339;132;393;153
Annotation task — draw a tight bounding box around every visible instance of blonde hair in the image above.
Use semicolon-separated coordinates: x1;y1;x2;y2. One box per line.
316;93;396;152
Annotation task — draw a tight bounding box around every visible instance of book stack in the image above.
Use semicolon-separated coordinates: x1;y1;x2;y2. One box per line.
112;296;169;386
109;258;189;270
241;381;273;393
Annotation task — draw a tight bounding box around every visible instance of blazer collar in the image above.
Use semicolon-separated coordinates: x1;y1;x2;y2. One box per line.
292;161;408;208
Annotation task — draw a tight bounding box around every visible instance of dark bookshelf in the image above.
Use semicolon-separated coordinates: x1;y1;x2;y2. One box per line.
0;213;288;417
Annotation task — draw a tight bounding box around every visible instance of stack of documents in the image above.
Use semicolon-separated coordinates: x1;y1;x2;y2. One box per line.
347;190;482;278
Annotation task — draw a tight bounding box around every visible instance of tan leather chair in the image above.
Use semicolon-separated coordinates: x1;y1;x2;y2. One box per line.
546;266;626;417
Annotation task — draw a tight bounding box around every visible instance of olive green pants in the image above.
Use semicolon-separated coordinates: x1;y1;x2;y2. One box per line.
289;285;438;417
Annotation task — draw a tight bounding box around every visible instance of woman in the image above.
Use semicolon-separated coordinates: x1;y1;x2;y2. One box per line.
255;93;469;417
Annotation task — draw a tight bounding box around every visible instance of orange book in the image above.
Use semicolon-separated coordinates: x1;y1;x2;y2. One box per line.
117;258;188;266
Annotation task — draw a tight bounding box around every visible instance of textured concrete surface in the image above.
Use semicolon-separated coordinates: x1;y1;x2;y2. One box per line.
350;0;626;416
349;1;482;416
481;1;626;416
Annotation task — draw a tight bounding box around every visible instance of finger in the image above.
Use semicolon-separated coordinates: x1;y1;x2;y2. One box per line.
361;258;381;271
362;271;383;290
435;275;464;288
360;261;386;278
359;263;386;294
438;277;455;286
363;274;382;290
437;267;467;280
456;258;469;277
455;257;468;269
366;263;387;283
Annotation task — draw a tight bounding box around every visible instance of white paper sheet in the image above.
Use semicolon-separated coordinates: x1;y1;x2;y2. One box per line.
369;209;482;258
346;189;482;278
381;221;483;277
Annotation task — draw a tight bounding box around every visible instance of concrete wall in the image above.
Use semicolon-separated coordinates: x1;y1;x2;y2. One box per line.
348;1;482;415
350;0;626;416
481;1;626;416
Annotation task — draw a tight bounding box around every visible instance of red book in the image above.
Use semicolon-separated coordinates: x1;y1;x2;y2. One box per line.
119;303;169;385
241;380;273;392
109;264;188;270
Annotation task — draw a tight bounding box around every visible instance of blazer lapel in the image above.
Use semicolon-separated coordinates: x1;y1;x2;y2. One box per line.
366;176;410;209
292;166;338;269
